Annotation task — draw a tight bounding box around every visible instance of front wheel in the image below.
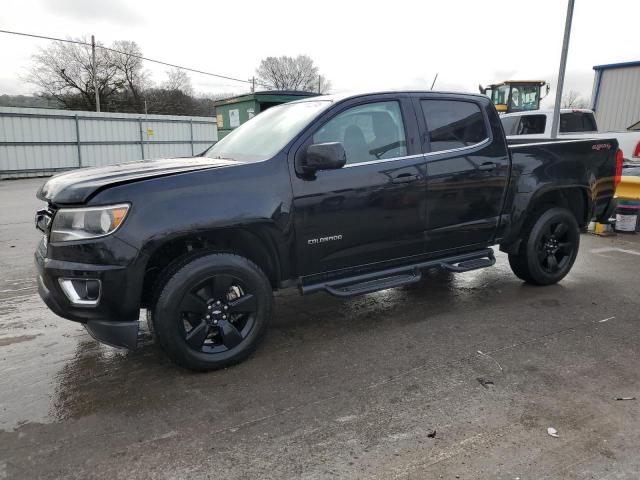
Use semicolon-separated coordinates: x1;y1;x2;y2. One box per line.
151;253;273;371
508;207;580;285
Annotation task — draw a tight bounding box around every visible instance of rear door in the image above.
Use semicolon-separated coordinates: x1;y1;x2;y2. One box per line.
289;94;428;276
413;95;510;252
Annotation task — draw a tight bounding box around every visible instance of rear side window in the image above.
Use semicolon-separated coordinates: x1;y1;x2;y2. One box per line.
515;115;546;135
421;100;488;152
560;112;597;132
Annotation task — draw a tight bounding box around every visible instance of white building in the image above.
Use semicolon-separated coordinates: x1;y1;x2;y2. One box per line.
590;61;640;132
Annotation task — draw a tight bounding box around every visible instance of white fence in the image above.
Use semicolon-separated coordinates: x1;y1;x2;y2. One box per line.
0;106;218;179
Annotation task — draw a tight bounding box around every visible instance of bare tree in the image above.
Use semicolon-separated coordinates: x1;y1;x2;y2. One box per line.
561;90;589;109
317;74;332;95
26;37;122;110
256;55;330;93
109;40;151;103
25;37;156;111
162;68;193;96
25;38;225;115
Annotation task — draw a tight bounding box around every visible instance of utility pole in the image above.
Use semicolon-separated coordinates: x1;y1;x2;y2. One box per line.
250;76;255;93
550;0;575;139
318;75;321;94
91;34;100;112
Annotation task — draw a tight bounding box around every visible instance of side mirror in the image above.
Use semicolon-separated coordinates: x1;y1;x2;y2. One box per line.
300;142;346;175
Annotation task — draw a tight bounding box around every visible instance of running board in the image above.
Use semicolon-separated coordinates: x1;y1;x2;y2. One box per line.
302;248;495;298
325;272;422;297
439;254;495;273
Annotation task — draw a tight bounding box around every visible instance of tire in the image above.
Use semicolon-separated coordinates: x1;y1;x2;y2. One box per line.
508;207;580;286
151;252;273;371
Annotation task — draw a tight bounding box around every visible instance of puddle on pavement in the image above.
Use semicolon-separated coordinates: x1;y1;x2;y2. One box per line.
0;290;190;432
0;292;165;431
0;294;85;430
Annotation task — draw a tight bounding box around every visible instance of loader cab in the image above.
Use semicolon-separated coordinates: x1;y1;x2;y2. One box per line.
479;81;549;114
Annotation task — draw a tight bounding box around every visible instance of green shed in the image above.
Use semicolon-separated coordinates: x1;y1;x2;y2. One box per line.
214;90;318;139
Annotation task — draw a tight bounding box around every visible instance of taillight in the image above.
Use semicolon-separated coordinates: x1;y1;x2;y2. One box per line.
633;141;640;158
615;149;623;187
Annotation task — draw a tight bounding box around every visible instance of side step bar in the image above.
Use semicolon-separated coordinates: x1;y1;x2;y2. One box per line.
325;272;422;297
302;248;495;298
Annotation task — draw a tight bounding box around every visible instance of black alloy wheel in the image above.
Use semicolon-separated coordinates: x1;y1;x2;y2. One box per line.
179;274;257;354
536;219;576;274
152;252;273;371
508;207;580;285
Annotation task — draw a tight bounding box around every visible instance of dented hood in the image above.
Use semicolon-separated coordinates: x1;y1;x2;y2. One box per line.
37;157;237;204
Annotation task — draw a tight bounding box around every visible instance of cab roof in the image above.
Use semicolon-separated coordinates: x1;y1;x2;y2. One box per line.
288;90;488;104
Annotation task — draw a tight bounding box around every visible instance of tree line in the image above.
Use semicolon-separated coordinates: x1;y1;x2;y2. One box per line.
23;38;221;116
12;38;331;116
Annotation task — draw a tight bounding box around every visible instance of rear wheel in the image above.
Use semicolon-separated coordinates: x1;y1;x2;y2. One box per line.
151;252;273;371
508;207;580;285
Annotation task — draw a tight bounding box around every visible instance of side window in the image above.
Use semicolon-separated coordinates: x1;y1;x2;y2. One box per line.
421;100;488;152
516;115;546;135
313;101;407;165
560;112;597;132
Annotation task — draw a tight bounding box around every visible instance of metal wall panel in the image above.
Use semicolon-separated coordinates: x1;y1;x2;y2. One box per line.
0;107;218;178
192;122;217;141
594;66;640;132
80;144;142;167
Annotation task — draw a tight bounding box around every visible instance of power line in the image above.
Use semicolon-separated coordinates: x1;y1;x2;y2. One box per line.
0;28;273;89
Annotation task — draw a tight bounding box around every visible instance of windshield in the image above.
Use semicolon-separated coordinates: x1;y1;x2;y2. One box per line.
205;100;331;162
510;85;541;111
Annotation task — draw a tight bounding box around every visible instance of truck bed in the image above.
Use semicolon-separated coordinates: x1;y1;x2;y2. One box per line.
497;137;619;244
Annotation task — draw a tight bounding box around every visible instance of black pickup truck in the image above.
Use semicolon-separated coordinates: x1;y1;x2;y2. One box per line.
35;91;621;371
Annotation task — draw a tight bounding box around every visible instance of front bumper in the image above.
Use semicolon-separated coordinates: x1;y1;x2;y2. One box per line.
35;236;142;349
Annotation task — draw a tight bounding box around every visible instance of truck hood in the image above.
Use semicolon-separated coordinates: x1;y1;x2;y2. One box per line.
37;157;237;204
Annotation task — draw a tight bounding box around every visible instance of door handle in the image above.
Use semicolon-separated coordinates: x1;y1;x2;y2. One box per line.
478;162;499;171
391;173;419;184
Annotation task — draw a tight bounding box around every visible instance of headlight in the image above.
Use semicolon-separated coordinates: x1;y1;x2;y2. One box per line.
50;204;130;242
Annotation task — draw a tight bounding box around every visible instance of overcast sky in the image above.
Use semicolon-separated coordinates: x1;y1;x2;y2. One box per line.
1;0;638;106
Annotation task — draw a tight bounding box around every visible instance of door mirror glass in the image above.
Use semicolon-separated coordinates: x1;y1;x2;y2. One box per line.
301;142;346;174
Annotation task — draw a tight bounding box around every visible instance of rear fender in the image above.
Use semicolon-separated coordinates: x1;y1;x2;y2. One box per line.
500;185;590;254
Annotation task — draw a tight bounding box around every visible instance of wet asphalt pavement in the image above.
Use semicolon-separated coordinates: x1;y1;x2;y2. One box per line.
1;178;639;479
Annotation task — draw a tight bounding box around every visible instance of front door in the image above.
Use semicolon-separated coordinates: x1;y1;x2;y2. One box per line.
414;96;510;252
290;97;427;276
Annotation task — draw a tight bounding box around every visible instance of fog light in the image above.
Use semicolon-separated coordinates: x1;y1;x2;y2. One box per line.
58;278;101;306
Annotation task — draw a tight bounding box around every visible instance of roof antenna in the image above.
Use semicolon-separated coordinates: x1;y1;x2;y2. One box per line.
430;73;439;90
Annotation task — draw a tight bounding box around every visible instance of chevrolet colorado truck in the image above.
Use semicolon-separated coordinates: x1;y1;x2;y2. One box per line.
35;91;621;371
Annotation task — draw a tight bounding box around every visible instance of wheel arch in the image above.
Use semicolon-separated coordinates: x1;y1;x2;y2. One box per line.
501;185;590;255
139;226;282;307
529;186;591;227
